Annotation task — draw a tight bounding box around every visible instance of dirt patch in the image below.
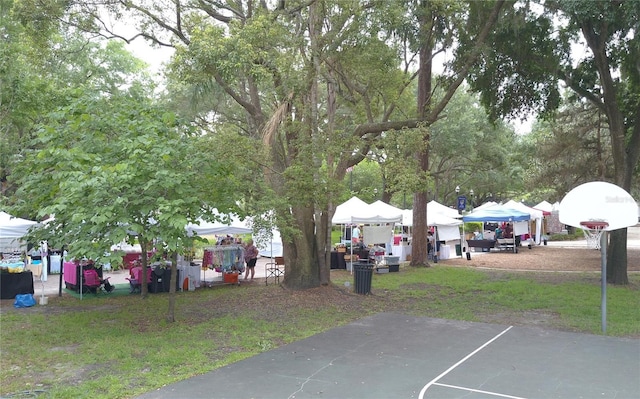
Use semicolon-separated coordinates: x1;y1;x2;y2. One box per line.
440;245;640;273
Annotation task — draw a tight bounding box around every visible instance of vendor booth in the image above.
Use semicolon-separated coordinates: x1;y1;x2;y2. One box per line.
187;213;253;288
331;198;403;269
394;202;463;261
533;200;554;237
503;200;544;245
0;212;40;299
0;211;38;254
462;204;531;253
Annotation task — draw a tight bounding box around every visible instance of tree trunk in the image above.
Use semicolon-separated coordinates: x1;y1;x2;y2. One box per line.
580;20;638;285
316;206;331;286
167;252;177;323
411;6;433;267
606;229;628;284
139;237;149;298
282;205;321;289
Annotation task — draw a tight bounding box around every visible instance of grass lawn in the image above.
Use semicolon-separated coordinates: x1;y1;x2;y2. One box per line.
1;265;638;398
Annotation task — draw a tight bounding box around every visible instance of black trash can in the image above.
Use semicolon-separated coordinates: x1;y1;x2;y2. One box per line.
150;267;180;293
353;262;373;295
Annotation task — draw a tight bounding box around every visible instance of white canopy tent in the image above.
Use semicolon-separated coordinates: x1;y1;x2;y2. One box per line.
400;207;463;259
534;200;553;214
185;214;252;237
332;196;369;225
255;228;282;258
345;201;403;225
473;201;498;211
0;211;39;253
331;197;403;243
331;198;403;268
503;200;544;245
427;200;461;219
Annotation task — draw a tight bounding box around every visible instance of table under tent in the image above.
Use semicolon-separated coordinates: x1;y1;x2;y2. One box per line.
0;212;41;301
503;200;545;245
331;198;403;272
462;204;531;254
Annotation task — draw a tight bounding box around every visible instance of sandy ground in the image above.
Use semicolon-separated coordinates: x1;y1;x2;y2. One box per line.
441;224;640;272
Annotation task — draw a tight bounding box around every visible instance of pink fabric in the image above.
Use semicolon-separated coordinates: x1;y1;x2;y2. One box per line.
83;269;101;287
63;262;78;285
130;266;152;283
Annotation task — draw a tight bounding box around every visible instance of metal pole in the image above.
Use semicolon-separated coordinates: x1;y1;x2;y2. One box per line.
350;225;354;275
600;230;607;334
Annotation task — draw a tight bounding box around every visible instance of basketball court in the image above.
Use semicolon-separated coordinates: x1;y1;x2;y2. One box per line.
136;312;640;399
135;182;640;398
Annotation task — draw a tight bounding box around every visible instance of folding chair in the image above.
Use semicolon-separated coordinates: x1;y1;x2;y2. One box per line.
126;266;152;294
82;269;113;294
265;256;285;285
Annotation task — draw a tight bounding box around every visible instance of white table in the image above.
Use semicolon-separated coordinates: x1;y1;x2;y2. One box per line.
439;245;451;260
391;245;412;261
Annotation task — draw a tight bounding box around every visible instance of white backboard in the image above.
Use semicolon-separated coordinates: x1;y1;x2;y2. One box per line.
559;181;638;231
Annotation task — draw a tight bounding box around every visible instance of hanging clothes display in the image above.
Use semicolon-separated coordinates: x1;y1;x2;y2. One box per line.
203;245;245;272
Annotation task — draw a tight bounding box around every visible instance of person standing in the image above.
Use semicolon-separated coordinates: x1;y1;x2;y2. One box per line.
427;231;435;254
503;223;513;238
243;239;259;281
352;225;361;244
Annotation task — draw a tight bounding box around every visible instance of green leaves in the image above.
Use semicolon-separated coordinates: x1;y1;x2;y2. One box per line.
10;87;238;262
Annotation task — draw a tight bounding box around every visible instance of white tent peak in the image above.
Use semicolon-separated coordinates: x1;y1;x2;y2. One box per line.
534;200;553;213
331;197;402;224
332;196;369;225
427;200;461;219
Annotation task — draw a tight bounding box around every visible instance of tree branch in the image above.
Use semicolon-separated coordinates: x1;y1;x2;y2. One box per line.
426;0;507;123
119;0;190;45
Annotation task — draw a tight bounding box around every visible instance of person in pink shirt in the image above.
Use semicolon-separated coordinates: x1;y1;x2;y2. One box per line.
243;239;259;281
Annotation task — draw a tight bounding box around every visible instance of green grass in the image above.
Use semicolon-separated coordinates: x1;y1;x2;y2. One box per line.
331;228;342;245
1;266;639;398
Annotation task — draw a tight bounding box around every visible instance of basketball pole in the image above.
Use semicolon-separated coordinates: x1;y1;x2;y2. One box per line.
600;231;607;335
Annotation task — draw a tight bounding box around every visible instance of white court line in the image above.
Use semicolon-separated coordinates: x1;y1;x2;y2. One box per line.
418;326;515;399
432;382;526;399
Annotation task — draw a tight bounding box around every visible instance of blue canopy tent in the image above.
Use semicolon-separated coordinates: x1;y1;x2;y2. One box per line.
462;204;531;254
462;206;531;223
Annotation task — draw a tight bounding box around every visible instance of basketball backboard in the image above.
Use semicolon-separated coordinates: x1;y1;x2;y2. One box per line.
559;181;638;231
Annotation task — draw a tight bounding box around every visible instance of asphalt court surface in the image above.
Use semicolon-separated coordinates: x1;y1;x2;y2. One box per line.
137;312;640;399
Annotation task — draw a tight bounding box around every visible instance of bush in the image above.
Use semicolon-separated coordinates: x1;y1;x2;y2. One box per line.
463;222;483;234
549;229;584;241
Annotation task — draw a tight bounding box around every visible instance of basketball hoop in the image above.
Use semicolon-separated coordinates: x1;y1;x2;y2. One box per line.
580;221;608;250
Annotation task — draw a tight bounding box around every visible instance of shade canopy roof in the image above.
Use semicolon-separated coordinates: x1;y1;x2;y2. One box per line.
0;211;38;238
332;197;402;224
332;196;370;224
186;211;252;236
401;209;462;227
462;204;531;223
533;200;553;215
503;200;544;219
427;200;461;219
